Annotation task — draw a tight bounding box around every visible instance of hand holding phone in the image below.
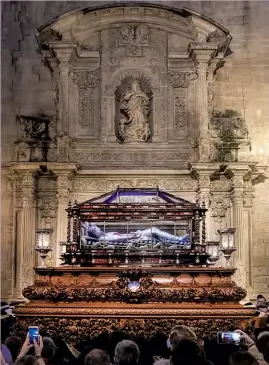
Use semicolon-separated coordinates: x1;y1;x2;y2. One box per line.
28;326;39;345
17;333;33;359
234;329;255;348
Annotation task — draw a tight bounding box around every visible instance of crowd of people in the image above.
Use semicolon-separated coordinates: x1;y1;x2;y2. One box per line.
0;296;268;365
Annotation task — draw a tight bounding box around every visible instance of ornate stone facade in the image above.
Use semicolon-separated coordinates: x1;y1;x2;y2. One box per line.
1;2;269;300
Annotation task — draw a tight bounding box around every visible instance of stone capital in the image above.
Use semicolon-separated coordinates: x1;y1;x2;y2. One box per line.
49;41;77;63
224;163;255;190
47;162;79;173
9;164;40;201
56;188;70;205
188;42;219;64
50;164;78;203
224;162;254;177
232;191;244;205
10;162;42;175
188;163;220;178
21;186;36;204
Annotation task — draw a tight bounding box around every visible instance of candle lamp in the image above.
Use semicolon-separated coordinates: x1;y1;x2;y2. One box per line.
59;241;67;255
35;228;53;268
218;228;236;268
206;241;220;265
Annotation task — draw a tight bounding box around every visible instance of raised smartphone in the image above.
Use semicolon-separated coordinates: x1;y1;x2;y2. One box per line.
217;331;241;345
28;326;39;344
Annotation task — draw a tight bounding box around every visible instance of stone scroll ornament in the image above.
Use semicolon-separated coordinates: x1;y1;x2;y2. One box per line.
118;80;151;142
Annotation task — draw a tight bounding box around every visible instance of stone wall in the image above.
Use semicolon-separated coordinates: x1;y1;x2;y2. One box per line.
1;1;269;299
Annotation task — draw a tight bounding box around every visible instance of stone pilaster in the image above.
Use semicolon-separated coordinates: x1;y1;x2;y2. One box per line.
9;164;44;298
189;44;219;161
49;42;77;136
2;171;20;300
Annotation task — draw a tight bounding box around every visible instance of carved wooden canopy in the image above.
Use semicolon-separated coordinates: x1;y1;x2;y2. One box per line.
68;187;206;221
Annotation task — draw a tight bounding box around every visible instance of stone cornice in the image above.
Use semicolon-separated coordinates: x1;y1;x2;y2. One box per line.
188;162;221;176
36;4;232;74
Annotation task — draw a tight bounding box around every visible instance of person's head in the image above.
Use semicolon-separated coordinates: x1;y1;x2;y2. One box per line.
88;224;103;239
41;337;57;359
256;332;269;362
256;295;266;307
171;339;205;365
4;336;22;361
85;349;110;365
114;340;140;365
229;351;258;365
169;325;197;350
14;355;38;365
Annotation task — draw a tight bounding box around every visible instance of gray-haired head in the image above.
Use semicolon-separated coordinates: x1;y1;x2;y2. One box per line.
85;349;110;365
169;325;197;349
114;340;140;365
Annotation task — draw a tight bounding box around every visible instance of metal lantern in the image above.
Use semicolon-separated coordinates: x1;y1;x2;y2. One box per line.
218;228;236;268
219;228;236;249
35;228;53;268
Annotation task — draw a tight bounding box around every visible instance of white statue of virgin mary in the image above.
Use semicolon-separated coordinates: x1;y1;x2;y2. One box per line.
118;80;151;142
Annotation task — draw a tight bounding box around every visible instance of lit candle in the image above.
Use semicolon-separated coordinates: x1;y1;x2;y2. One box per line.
222;234;228;249
228;235;234;248
40;232;50;248
127;220;129;244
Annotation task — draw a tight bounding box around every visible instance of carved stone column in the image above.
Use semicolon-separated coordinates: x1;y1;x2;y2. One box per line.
189;44;219;161
2;171;20;300
227;164;251;289
20;172;38;290
52;164;79;265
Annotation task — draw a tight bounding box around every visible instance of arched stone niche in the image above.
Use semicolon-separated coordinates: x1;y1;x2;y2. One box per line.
114;71;153;143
